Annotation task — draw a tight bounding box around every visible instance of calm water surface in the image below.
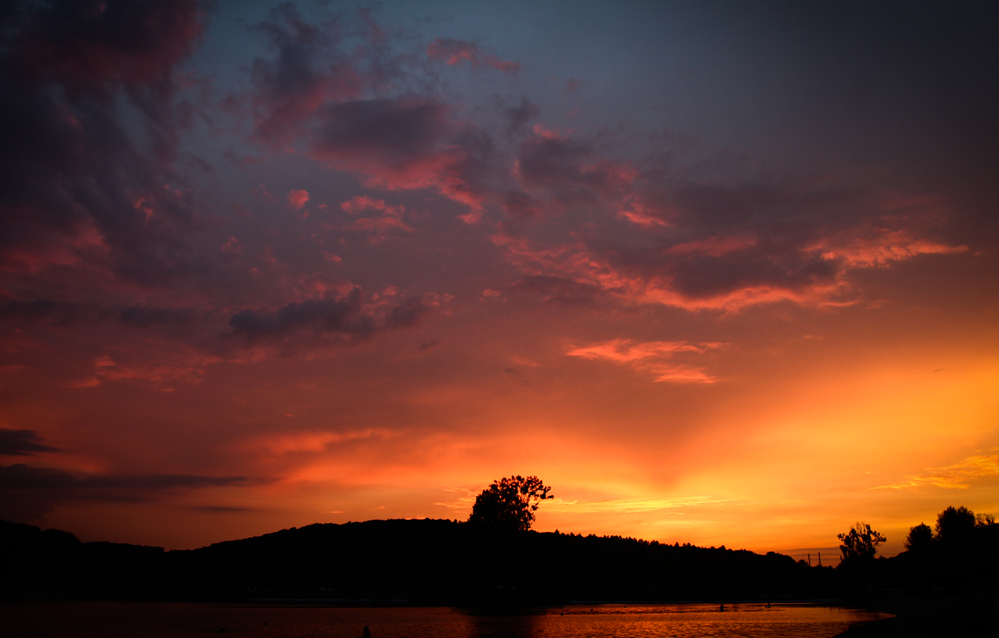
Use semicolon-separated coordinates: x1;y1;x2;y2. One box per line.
4;602;889;638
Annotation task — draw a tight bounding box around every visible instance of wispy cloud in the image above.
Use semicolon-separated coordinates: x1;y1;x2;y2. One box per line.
872;451;999;490
567;338;724;383
426;38;520;74
239;428;398;456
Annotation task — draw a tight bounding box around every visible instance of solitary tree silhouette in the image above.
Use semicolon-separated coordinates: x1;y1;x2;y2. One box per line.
837;522;886;561
468;475;552;532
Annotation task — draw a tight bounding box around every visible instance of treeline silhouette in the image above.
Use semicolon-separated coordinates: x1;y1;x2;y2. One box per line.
2;506;994;605
837;506;999;598
1;518;834;604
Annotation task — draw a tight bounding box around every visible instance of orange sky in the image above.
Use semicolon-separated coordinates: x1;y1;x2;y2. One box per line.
1;1;997;560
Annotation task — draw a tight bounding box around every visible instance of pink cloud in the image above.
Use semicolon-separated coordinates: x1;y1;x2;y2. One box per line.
426;38;520;74
340;196;414;236
341;196;403;217
618;198;671;228
812;230;968;267
221;237;242;255
84;347;221;391
288;189;310;210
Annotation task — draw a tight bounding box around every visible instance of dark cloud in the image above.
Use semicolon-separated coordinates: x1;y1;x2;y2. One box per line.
311;98;451;165
250;2;359;145
228;288;432;347
0;299;86;326
387;297;429;328
229;291;369;342
581;173;963;304
245;9;503;215
441;126;499;208
190;505;256;513
500;96;540;133
0;464;249;491
0;0;204;283
627;181;875;300
665;245;840;301
668;181;863;230
515;132;635;209
511;275;606;305
118;305;198;329
79;473;249;490
15;0;202;97
501;190;543;220
0;430;60;456
0;300;199;330
308;98;500;212
0;463;251;523
518;135;595;188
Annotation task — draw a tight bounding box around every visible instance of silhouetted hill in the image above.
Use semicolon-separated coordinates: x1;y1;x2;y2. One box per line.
0;518;837;603
0;519;163;598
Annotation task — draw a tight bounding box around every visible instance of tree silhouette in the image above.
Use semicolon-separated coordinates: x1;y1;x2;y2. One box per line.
837;522;886;561
467;475;552;532
935;505;976;545
903;522;933;553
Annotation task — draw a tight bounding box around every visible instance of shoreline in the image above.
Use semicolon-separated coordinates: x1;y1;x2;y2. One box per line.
832;593;998;638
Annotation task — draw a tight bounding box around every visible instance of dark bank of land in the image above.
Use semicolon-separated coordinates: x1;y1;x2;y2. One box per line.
1;517;835;604
832;592;999;638
2;513;997;637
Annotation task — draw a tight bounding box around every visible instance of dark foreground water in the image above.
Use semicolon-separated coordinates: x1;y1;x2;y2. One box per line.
4;602;889;638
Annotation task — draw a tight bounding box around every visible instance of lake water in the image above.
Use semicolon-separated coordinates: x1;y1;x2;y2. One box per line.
4;602;890;638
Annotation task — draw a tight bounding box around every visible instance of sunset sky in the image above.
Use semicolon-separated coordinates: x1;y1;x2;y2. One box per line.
1;0;997;560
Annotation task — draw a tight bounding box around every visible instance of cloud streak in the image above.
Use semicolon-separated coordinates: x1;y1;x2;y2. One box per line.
426;38;520;74
0;429;60;456
567;339;724;384
873;452;999;490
